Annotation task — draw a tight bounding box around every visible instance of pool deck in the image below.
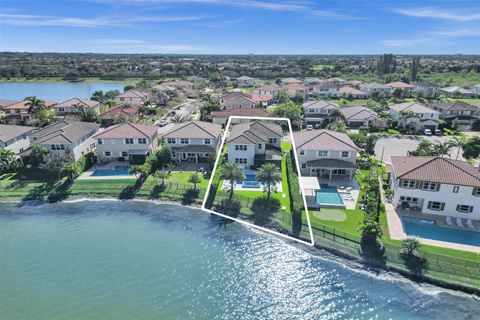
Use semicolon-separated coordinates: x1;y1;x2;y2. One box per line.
78;162;137;180
385;202;480;254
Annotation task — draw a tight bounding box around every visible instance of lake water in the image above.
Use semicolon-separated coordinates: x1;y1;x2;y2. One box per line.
0;201;478;320
0;82;126;102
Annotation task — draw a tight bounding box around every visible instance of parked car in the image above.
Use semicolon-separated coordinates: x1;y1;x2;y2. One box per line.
306;124;313;130
434;129;442;135
423;129;432;135
157;120;169;127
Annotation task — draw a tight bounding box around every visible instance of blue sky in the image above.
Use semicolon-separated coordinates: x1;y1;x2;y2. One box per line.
0;0;479;54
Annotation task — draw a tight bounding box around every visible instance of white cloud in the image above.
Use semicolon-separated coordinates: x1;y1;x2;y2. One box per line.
0;12;207;28
430;29;480;37
394;7;480;22
382;37;451;47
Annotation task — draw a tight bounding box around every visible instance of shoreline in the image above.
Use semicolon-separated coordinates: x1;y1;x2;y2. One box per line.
1;197;479;298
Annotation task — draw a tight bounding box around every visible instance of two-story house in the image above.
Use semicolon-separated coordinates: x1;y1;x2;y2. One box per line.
251;84;286;99
211;108;270;127
386;81;415;97
340;106;386;129
293;129;359;179
219;92;258;110
114;90;149;106
390;156;480;221
282;83;309;100
236;76;255;87
440;86;476;98
162;121;222;164
226;121;283;169
100;105;140;127
303;100;340;128
389;102;440;132
0;124;34;155
52;98;101;116
2;99;57;125
359;83;392;97
24;120;99;161
413;82;440;98
94;123;159;163
430;101;479;129
312;83;340;97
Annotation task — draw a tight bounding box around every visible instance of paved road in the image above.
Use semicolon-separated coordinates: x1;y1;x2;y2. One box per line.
374;135;479;166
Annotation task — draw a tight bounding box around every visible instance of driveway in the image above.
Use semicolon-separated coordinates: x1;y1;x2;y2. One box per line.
374;135;479;166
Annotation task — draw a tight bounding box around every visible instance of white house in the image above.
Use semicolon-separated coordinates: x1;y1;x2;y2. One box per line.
162;121;222;164
219;92;258;110
0;124;34;155
386;81;415;97
339;106;386;129
474;84;480;95
26;120;100;161
252;84;286;99
303;100;340;128
312;83;340;97
390;156;480;221
359;83;392;97
293;129;359;179
226;121;283;169
114;90;149;106
389;102;440;131
94;123;159;163
52;98;100;116
236;76;255;87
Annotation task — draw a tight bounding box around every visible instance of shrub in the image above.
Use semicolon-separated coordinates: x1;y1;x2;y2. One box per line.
285;152;303;217
387;129;401;135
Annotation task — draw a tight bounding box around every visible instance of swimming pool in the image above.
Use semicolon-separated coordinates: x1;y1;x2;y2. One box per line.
237;173;261;188
402;217;480;247
91;165;132;177
315;186;344;207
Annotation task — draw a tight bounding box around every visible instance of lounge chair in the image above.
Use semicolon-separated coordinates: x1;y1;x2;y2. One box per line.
345;187;353;192
456;218;464;228
446;216;453;227
467;219;475;230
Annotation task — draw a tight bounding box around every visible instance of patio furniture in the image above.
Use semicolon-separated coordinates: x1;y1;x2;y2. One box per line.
338;185;346;190
345;187;353;192
467;219;475;230
446;216;453;227
456;218;464;228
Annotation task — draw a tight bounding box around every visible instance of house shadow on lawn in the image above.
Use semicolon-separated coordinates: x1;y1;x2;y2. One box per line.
251;196;280;226
119;177;145;200
21;179;72;203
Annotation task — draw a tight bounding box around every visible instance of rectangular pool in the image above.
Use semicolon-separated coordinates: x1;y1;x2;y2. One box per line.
402;217;480;247
316;186;344;206
237;172;261;188
91;165;132;177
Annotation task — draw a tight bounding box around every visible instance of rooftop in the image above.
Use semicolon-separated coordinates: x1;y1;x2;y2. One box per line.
389;102;439;114
94;122;157;139
30;120;99;145
227;121;283;144
293;129;359;151
0;124;35;143
162;121;222;139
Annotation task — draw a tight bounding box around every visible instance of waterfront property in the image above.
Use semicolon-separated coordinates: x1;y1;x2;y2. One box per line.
21;120;99;161
114;89;149;106
388;102;440;132
162;121;222;165
0;124;34;155
93;123;159;164
293;129;359;180
2;99;57;125
226;121;283;169
302;100;340;128
51;98;100;116
99;105;140;127
390;156;480;228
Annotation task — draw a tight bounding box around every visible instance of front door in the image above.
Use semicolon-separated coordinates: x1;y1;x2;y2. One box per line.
182;153;186;160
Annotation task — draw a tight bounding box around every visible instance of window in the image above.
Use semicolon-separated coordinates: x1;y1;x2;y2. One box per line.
51;145;65;150
422;181;438;191
98;139;103;145
105;151;111;156
318;150;328;157
399;196;418;203
299;150;305;156
341;151;349;158
453;186;459;193
125;138;134;144
234;158;247;164
180;138;189;144
121;151;128;157
427;201;445;211
258;144;262;149
204;139;211;145
138;138;147;144
58;107;65;112
301;163;307;169
456;205;473;213
269;138;277;144
167;138;176;144
473;188;480;197
401;180;416;188
235;145;247;151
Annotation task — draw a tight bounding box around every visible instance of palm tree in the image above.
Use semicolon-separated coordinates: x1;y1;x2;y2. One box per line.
171;114;184;123
220;162;245;199
0;149;18;172
433;141;452;157
256;163;282;198
103;99;116;109
154;169;170;185
449;136;469;160
25;96;46;113
188;172;202;190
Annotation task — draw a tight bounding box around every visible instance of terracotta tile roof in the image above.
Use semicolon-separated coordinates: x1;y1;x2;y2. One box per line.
386;81;415;89
254;84;285;92
283;83;308;90
391;156;480;187
54;98;99;109
162;121;222;139
293;129;359;151
339;86;368;96
211;108;269;118
247;92;271;102
4;99;57;110
0;99;18;108
116;90;148;100
94;123;158;139
100;105;140;118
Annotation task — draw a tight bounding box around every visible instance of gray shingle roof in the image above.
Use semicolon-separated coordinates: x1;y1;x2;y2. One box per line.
227;121;283;144
293;129;359;151
340;106;380;121
0;124;34;143
163;121;222;139
30;120;99;145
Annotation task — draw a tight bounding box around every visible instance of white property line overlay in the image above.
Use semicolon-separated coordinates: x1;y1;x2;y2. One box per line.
201;115;315;246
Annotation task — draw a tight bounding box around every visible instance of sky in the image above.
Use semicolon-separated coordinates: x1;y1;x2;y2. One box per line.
0;0;479;54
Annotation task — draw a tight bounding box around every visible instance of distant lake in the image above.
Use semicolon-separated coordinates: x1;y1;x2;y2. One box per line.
0;81;127;102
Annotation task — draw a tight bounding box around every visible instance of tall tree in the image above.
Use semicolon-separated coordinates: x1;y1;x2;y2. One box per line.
410;57;420;82
256;163;282;198
0;149;18;172
377;53;396;77
219;162;245;199
25;96;46;113
462;136;480;160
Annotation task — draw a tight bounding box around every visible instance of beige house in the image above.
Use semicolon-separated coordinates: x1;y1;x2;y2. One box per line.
293;129;359;179
430;101;479;129
94;123;159;163
252;84;286;98
389;102;440;131
25;120;100;161
2;99;57;125
340;106;386;129
211;108;270;127
162;121;222;164
282;83;309;99
339;86;368;99
219;92;258;110
386;81;415;97
303;100;340;128
114;90;149;106
359;83;392;97
52;98;100;116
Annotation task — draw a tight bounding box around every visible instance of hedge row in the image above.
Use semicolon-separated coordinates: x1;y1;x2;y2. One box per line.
285;152;303;217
